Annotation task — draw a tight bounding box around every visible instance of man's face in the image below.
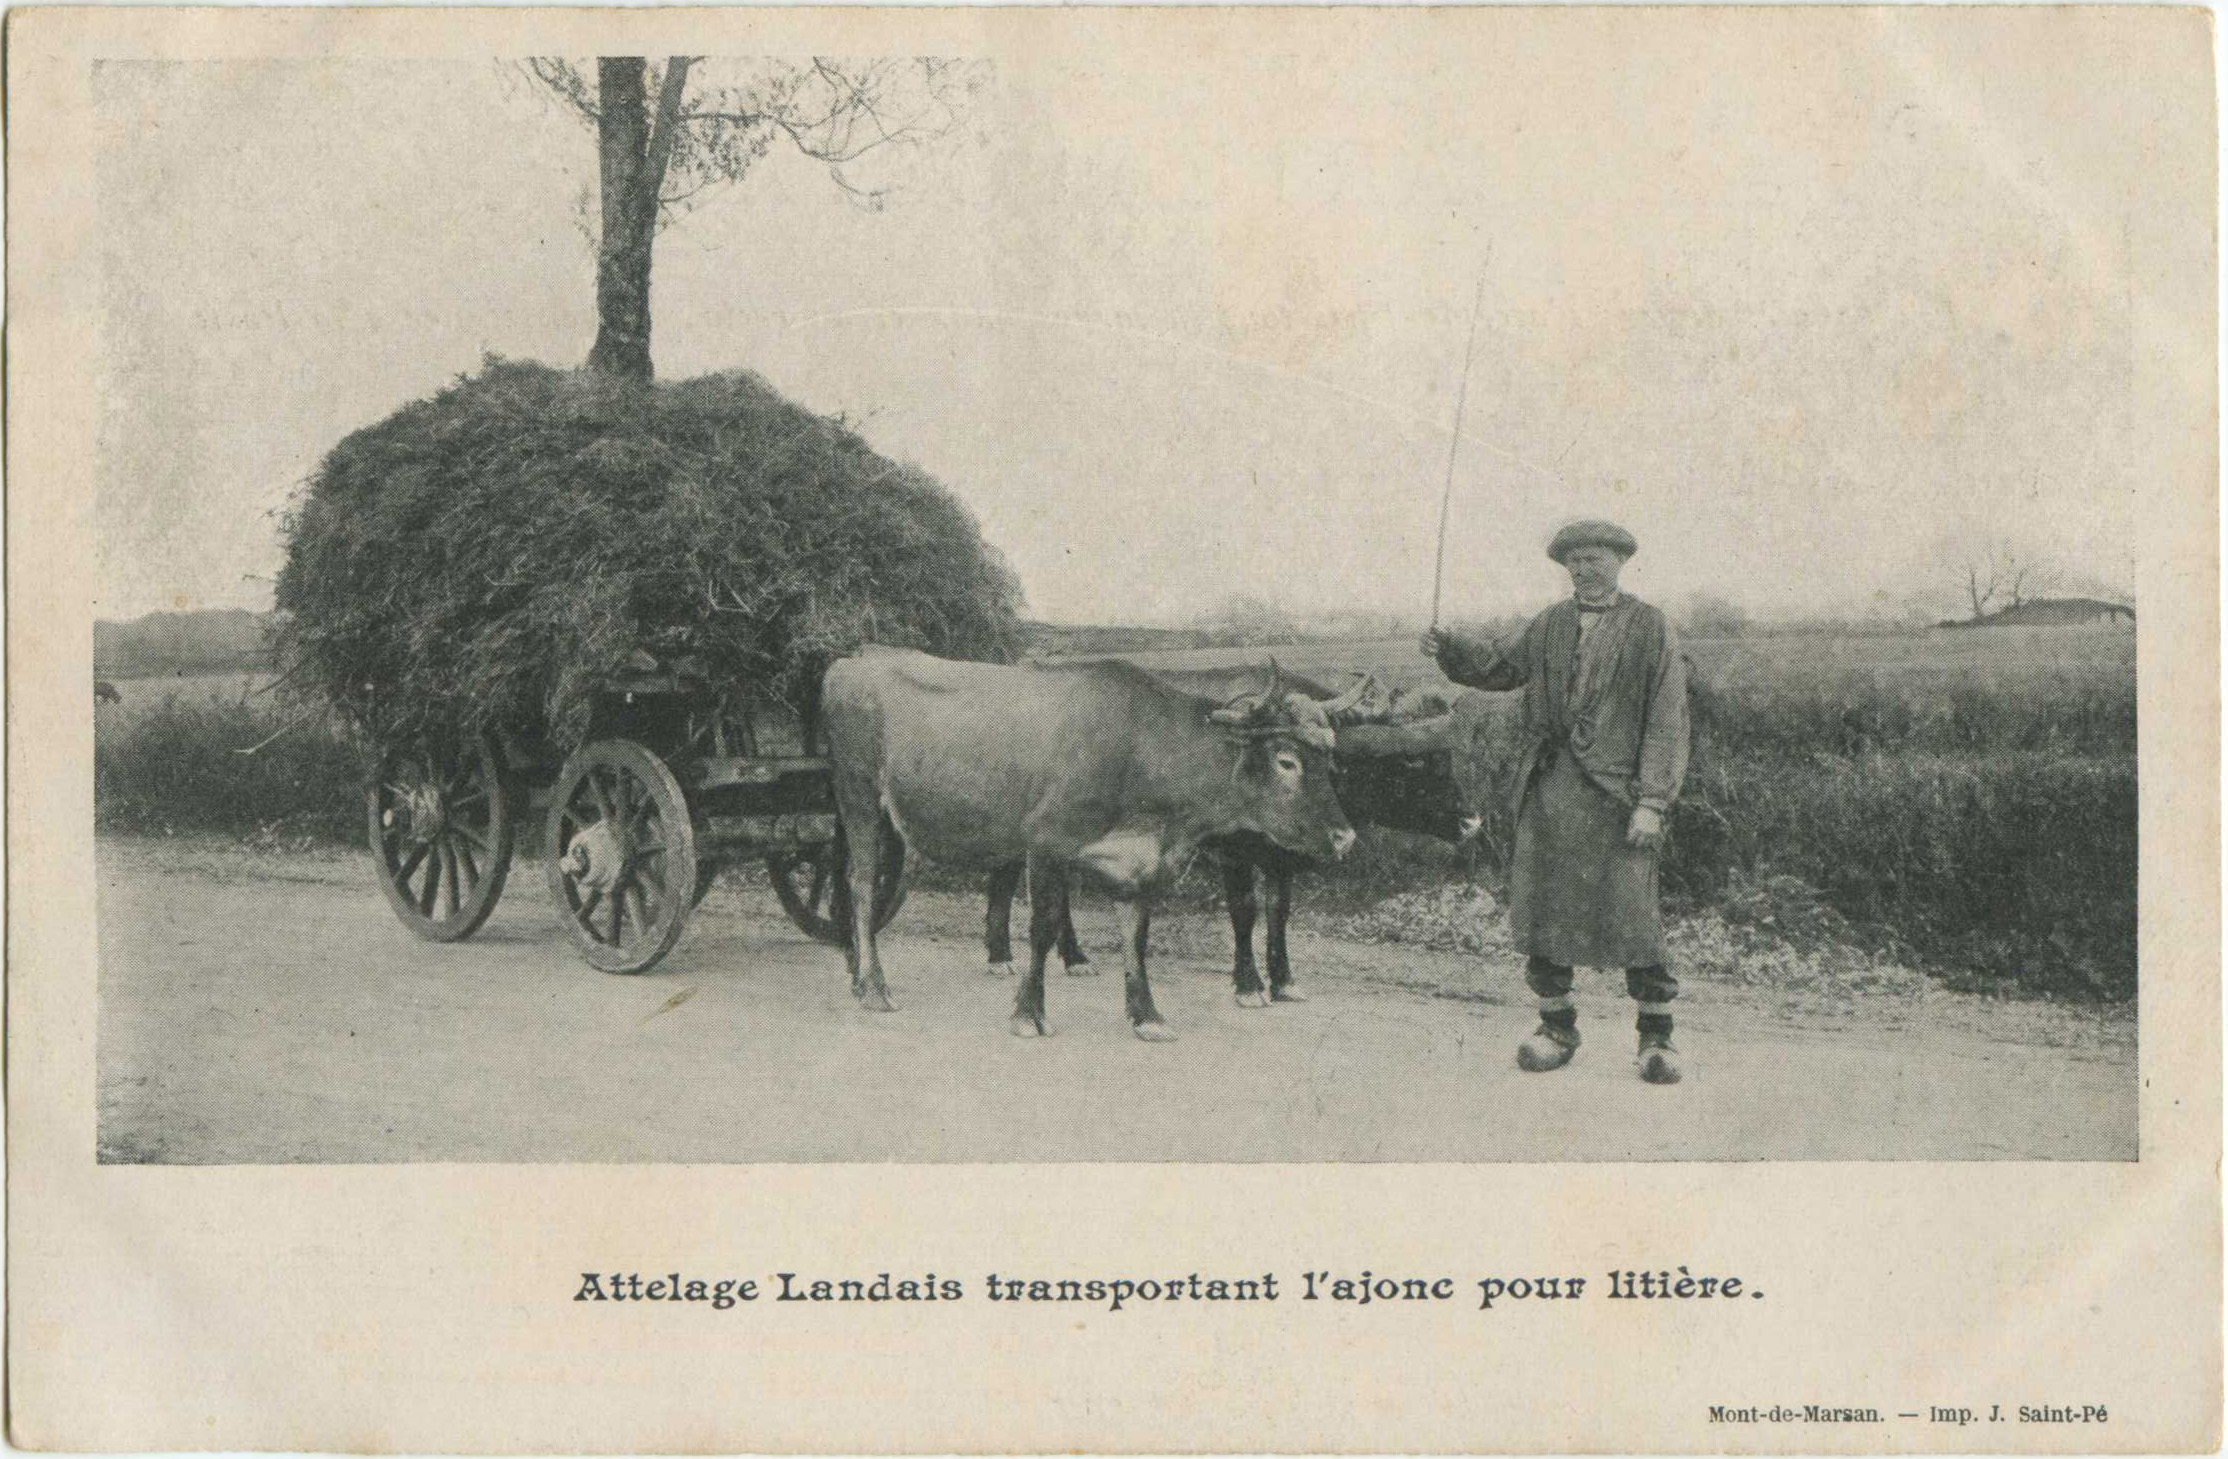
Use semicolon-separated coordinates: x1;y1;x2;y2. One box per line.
1562;545;1625;601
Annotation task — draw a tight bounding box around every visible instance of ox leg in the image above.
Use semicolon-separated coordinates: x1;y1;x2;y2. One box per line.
1267;861;1307;1003
1058;898;1093;975
984;861;1020;977
831;825;863;989
1227;857;1269;1009
1124;899;1175;1042
846;814;898;1012
1010;857;1061;1037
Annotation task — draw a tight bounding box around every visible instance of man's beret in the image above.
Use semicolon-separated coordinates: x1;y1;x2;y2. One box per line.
1546;518;1639;563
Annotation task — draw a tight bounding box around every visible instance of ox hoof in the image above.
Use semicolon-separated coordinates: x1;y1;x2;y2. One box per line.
857;987;898;1014
1009;1015;1051;1038
1271;984;1310;1004
987;961;1015;978
1234;990;1270;1010
1064;960;1097;977
1133;1020;1178;1043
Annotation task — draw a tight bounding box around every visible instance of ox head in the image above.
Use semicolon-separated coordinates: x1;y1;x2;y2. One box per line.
1329;689;1527;845
1205;663;1357;861
1331;716;1481;845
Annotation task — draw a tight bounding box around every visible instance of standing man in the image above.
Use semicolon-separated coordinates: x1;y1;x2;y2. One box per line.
1421;519;1690;1084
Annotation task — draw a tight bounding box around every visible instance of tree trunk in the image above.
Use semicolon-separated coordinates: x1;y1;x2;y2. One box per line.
585;56;695;385
587;58;655;383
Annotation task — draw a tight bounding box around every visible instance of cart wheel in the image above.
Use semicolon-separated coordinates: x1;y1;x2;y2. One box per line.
368;728;514;942
545;739;698;974
767;827;908;946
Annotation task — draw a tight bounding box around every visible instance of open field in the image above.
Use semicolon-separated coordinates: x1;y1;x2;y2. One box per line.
1066;625;2136;703
93;670;277;723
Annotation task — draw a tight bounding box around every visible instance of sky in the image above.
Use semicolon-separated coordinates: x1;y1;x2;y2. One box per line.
95;14;2169;628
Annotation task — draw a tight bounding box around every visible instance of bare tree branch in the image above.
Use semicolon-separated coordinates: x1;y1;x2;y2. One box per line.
1952;537;2056;620
522;58;601;124
520;54;986;377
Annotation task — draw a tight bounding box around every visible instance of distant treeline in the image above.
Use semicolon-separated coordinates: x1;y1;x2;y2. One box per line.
97;609;1411;679
95;608;272;677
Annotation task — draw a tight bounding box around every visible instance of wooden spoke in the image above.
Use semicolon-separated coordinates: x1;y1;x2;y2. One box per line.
394;841;430;884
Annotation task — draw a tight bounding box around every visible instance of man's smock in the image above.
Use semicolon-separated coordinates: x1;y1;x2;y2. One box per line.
1435;595;1690;967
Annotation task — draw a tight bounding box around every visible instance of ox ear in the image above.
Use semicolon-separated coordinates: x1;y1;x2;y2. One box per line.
1207;704;1252;727
1319;672;1379;724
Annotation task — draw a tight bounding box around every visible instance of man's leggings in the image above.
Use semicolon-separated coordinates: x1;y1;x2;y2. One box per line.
1526;955;1677;1038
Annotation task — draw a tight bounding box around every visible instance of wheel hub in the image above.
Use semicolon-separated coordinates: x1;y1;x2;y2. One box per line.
394;783;446;842
563;820;627;891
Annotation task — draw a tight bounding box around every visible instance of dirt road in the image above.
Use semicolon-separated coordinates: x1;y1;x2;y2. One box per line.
97;839;2135;1164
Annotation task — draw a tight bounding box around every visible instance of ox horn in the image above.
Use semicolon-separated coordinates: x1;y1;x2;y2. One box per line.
1319;671;1378;723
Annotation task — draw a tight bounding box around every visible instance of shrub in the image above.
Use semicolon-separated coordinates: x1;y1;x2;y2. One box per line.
94;687;361;842
273;357;1024;748
1668;751;2135;999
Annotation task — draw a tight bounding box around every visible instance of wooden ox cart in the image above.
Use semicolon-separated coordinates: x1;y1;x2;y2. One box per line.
363;657;903;974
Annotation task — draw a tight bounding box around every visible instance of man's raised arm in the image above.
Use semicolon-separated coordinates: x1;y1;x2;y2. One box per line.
1420;625;1528;692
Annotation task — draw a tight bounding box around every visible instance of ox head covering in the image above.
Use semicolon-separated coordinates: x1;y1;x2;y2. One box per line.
1546;518;1639;563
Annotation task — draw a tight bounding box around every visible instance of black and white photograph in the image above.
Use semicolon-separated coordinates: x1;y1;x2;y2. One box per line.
86;25;2158;1165
11;5;2218;1452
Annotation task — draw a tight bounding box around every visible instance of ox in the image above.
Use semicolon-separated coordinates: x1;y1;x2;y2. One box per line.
987;664;1522;1005
820;647;1356;1040
95;679;122;705
979;662;1378;981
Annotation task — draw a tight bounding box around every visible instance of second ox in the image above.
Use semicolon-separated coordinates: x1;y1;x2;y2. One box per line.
985;663;1518;1005
819;646;1356;1040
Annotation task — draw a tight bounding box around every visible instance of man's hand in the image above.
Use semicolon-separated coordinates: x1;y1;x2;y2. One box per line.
1419;628;1450;664
1626;805;1664;850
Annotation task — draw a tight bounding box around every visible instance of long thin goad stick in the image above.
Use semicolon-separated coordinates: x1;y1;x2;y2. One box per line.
1430;251;1491;629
